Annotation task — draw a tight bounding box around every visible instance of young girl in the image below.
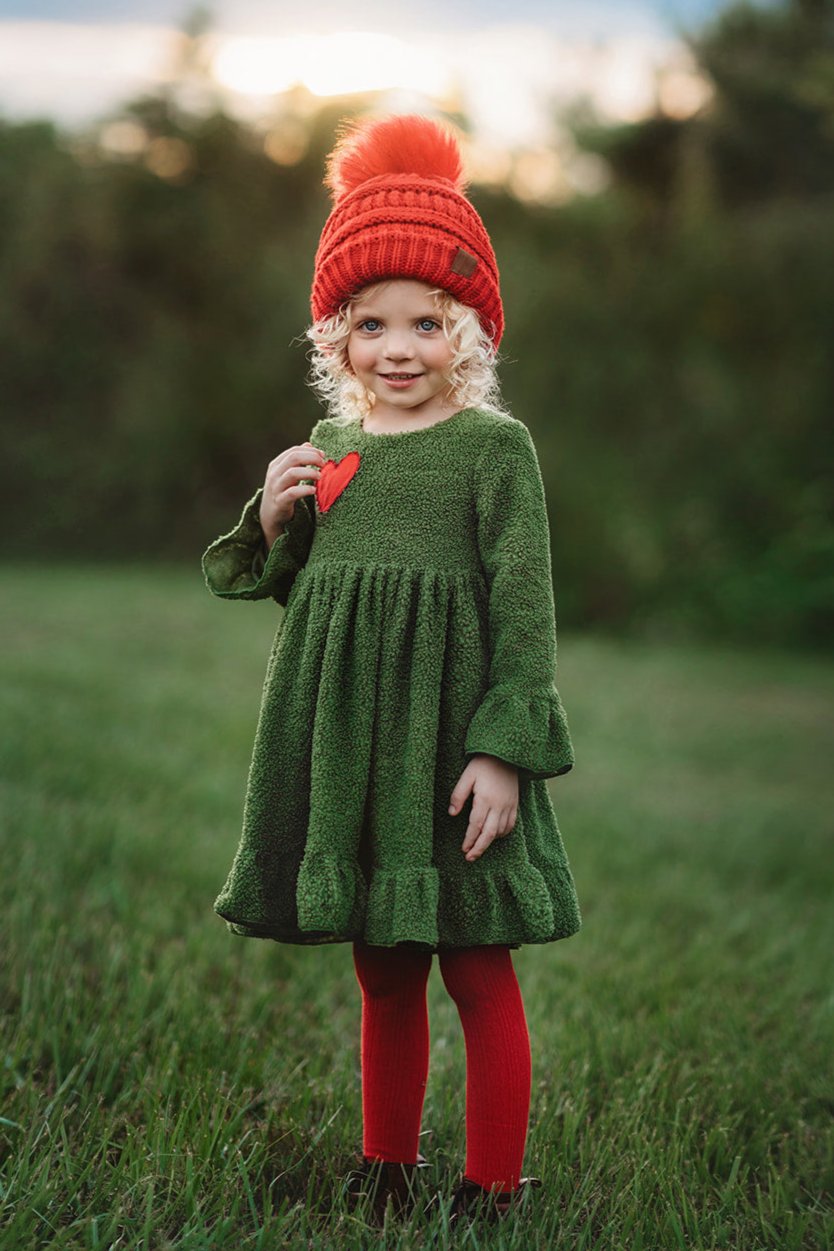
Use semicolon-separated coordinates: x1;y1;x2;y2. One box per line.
201;113;581;1226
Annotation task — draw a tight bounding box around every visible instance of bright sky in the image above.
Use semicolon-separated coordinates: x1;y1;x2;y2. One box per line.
0;0;738;26
0;0;759;199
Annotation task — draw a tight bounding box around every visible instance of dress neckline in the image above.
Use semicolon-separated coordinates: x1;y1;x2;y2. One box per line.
354;407;474;439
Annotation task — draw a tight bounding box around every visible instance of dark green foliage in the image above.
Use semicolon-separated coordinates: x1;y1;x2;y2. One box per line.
1;0;832;648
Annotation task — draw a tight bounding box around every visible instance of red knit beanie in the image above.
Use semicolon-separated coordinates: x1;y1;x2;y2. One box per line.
311;113;504;347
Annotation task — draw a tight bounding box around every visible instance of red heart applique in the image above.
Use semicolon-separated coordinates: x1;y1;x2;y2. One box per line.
316;451;361;513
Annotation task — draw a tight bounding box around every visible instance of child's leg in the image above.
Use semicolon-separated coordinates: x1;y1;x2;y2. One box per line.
352;939;433;1164
438;944;532;1192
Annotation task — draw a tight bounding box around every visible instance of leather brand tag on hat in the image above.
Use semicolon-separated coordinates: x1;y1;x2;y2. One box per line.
451;248;478;278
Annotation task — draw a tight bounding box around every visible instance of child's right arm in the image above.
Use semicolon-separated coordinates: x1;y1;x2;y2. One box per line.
258;441;326;548
201;431;325;605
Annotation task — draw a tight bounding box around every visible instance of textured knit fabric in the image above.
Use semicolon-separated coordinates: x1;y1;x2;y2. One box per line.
439;945;532;1192
352;939;432;1164
312;114;504;345
201;405;581;950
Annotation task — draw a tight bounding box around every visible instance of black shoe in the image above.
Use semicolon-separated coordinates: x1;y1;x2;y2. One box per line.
343;1152;430;1223
447;1173;543;1227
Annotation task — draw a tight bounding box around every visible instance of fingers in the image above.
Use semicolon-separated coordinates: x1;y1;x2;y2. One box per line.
448;768;474;816
450;764;518;862
263;443;328;508
461;804;516;863
462;810;498;862
266;443;327;477
448;789;467;816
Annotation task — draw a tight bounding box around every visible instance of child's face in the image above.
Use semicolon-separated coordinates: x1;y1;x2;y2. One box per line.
346;280;456;421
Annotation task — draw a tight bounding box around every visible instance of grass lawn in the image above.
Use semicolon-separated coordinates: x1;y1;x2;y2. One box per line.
1;562;832;1249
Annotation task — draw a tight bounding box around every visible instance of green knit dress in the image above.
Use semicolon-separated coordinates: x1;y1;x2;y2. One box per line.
201;406;581;951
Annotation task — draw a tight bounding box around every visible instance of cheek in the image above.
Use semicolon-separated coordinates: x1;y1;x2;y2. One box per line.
425;342;455;372
347;339;374;373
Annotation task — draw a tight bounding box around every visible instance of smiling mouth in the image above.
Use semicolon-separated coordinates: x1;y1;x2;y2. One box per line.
380;373;422;380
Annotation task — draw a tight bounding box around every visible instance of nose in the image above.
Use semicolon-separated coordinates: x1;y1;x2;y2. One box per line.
382;330;415;363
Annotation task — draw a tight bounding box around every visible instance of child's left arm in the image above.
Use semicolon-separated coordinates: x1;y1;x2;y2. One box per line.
463;419;575;783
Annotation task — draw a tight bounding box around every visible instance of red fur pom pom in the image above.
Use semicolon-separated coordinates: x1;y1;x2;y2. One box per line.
324;113;468;203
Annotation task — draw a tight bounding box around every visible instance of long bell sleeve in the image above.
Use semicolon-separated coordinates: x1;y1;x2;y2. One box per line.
201;431;320;605
464;419;575;782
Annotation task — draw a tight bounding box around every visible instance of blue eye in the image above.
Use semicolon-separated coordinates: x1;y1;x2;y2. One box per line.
359;319;381;332
418;318;439;332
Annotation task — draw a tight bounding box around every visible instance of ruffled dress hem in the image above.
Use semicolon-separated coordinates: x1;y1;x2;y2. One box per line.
214;856;581;950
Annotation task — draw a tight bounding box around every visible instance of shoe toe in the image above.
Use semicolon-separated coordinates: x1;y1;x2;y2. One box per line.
448;1173;543;1225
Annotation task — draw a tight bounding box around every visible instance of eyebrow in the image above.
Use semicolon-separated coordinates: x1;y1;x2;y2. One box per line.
352;308;441;320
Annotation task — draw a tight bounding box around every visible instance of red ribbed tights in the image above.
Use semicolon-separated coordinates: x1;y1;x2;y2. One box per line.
352;939;532;1192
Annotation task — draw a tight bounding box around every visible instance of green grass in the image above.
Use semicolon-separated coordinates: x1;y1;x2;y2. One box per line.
1;563;832;1250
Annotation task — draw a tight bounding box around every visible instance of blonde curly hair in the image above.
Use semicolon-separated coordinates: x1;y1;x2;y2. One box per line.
303;281;510;424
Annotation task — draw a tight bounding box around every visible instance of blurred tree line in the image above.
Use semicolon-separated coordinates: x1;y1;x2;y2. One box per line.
1;0;831;648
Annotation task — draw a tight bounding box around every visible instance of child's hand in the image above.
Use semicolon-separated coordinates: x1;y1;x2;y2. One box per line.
259;441;327;550
448;755;519;862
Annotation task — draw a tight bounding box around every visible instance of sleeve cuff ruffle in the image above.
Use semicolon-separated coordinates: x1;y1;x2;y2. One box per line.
201;487;315;603
464;686;575;781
